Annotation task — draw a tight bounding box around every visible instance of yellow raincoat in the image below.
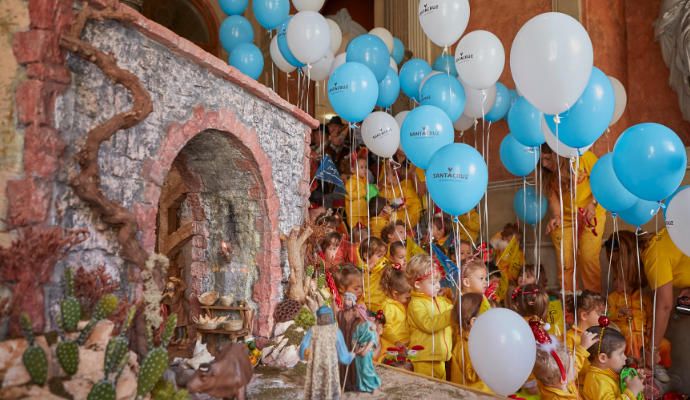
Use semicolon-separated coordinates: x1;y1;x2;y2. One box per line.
358;257;388;312
378;297;410;361
566;326;591;386
642;228;690;289
458;209;481;244
369;215;390;239
407;291;453;378
406;239;426;260
550;151;607;292
582;366;637;400
345;175;368;228
538;382;578;400
608;290;650;360
449;333;493;393
379;179;422;230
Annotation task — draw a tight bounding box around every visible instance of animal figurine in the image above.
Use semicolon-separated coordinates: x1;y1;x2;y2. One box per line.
187;343;253;400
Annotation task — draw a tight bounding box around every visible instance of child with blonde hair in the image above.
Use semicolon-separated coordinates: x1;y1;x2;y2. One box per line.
405;254;453;379
359;237;388;312
449;293;492;393
565;290;605;386
378;265;412;361
460;259;491;314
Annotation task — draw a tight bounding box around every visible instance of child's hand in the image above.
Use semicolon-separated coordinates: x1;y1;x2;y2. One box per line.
546;216;560;235
580;330;599;349
626;374;644;395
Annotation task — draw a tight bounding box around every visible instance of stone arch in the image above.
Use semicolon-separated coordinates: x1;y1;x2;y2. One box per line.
141;106;281;338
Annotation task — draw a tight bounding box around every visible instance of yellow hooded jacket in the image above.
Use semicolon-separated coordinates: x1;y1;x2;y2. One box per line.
358;257;388;312
449;333;493;393
378;297;410;361
406;291;453;362
582;366;637;400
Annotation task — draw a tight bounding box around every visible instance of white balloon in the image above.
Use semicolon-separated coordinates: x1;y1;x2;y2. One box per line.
307;51;333;81
326;19;342;54
609;76;627;126
394;111;409;128
455;30;505;90
418;0;470;47
329;52;346;76
469;308;536;396
510;12;593;115
286;11;331;64
666;187;690;256
462;81;496;119
389;57;398;73
370;27;394;53
361;111;400;158
541;117;592;158
270;36;296;73
454;114;475;131
292;0;325;11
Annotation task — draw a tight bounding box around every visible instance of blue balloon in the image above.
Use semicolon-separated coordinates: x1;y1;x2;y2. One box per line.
327;62;378;123
400;105;454;169
509;89;518;106
229;43;264;80
252;0;289;30
376;67;400;108
589;153;637;213
507;96;545;147
419;74;465;122
613;123;687;201
545;67;615;149
426;143;488;216
663;185;690;218
618;198;660;227
392;37;404;65
346;34;390;82
219;0;248;15
219;15;254;53
399;58;432;102
277;17;305;68
499;134;540;177
514;187;548;225
486;83;511;122
432;54;457;76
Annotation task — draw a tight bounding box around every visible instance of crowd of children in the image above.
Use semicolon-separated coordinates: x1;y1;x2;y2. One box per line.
303;117;676;399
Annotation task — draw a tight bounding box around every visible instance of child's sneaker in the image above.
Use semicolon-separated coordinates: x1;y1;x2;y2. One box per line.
654;364;671;383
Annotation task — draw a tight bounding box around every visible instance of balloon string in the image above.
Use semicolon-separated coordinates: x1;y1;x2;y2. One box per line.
555;116;568;347
366;147;372;310
483;121;491;246
571;155;580;338
393;163;415;235
427;190;436;380
269;30;276;92
522;177;528;272
286;72;290;104
651;211;660;382
453;219;466;386
634;228;647;370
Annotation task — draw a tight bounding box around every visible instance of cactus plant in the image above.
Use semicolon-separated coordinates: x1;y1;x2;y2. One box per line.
104;306;136;376
61;268;81;332
87;380;116;400
78;294;119;345
56;340;80;376
137;314;177;398
20;314;48;386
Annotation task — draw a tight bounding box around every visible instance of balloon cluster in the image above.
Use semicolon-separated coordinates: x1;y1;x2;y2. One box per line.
219;0;264;80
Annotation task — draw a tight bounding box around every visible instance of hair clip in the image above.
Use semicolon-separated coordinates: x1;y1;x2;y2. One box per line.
529;319;566;383
597;315;609;355
391;263;403;271
511;286;540;300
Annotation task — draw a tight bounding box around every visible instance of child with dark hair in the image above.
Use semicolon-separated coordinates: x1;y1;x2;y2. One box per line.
378;265;412;361
359;237;389;312
368;197;391;239
449;293;491;393
319;232;348;271
583;323;644;399
388;241;407;271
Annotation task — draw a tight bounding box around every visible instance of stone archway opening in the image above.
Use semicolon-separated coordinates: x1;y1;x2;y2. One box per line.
156;129;271;346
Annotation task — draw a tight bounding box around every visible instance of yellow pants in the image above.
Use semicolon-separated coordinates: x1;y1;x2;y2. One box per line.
550;213;606;292
413;361;446;380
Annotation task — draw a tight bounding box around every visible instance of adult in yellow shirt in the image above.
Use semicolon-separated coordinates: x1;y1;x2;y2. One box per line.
542;148;606;292
378;161;422;230
641;228;690;367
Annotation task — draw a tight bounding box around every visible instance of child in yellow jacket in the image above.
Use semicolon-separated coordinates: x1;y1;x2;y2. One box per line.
460;259;491;314
405;254;453;379
449;292;492;393
565;290;606;388
377;264;411;362
379;161;422;231
582;325;644;400
358;237;389;313
345;156;369;229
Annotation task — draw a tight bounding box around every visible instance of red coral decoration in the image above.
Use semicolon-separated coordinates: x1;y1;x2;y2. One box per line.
0;226;87;336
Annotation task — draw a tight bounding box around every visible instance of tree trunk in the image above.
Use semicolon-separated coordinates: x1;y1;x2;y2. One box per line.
285;227;312;303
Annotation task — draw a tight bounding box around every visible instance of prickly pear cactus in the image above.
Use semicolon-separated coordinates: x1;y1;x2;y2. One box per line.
137;315;177;397
20;314;48;386
87;379;116;400
56;340;80;376
61;268;81;332
78;294;119;345
104;306;136;375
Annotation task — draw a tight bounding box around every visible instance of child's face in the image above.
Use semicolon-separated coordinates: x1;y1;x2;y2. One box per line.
325;241;339;260
462;268;488;294
345;280;363;301
415;272;441;297
460;243;472;262
431;224;444;240
579;306;604;330
368;249;385;267
394;225;406;241
518;272;536;287
392;289;411;305
598;343;627;373
355;159;368;178
391;248;407;269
